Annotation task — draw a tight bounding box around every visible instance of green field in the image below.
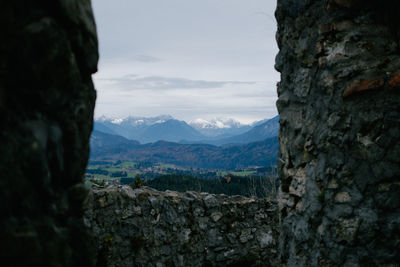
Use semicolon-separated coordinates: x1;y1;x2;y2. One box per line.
217;170;256;177
119;161;137;167
86;160;266;186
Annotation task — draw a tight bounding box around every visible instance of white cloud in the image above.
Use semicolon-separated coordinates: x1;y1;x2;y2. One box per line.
98;75;256;90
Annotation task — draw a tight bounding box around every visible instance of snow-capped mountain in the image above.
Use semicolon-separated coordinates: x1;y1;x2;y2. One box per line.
97;115;173;126
210;115;279;145
94;115;203;143
190;118;244;129
94;115;278;144
189;118;252;137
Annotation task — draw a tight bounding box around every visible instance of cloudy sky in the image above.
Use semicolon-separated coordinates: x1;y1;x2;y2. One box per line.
92;0;279;124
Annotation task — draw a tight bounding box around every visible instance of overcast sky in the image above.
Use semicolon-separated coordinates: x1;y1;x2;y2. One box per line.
92;0;279;124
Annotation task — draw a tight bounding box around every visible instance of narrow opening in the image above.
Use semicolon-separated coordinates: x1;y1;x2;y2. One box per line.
87;0;279;198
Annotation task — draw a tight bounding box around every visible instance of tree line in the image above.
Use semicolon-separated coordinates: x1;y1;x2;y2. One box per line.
127;174;278;199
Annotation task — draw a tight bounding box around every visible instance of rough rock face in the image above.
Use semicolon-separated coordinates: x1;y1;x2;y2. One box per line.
276;0;400;266
0;1;98;266
85;186;280;267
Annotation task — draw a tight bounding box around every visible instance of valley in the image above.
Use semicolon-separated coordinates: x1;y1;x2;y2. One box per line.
85;160;278;198
88;115;280;197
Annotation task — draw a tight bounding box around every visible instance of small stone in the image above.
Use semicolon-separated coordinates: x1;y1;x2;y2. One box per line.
165;191;179;198
226;233;236;244
121;186;135;199
317;224;324;237
180;228;191;243
193;207;204;217
378;182;400;192
199;221;208;231
357;134;374;146
207;229;223;247
98;197;107;208
257;232;275;248
295;201;303;212
203;195;218;208
327;179;339;189
134;206;142;215
289;168;306;197
211;212;223;222
223;249;237;258
152;213;160;224
336;218;359;242
239;229;253;243
335;192;352;203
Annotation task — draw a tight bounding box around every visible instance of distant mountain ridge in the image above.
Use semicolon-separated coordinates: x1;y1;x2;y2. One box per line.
94;115;195;143
189;118;252;137
91;130;140;148
211;116;279;145
94;115;279;145
90;130;279;169
140;119;204;143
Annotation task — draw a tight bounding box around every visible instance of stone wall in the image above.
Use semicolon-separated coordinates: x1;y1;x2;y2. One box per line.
276;0;400;266
84;186;280;267
0;1;98;266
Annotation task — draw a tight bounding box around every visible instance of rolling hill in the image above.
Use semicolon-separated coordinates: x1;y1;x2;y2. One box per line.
90;131;279;169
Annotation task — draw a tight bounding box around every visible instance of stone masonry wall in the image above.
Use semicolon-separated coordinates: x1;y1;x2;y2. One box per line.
276;0;400;266
0;1;98;266
85;186;280;267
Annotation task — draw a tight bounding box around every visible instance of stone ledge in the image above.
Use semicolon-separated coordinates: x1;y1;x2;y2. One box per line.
84;186;280;267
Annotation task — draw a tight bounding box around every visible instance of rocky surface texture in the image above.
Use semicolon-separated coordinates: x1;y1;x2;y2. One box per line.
0;0;98;266
85;186;280;267
276;0;400;266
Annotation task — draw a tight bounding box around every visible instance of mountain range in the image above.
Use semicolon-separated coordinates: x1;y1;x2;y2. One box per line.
189;118;252;137
90;130;279;170
94;115;279;145
209;115;279;145
91;115;280;169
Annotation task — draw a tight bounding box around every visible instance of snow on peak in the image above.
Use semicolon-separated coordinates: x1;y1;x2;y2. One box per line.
105;115;174;126
96;115;124;124
96;115;110;122
111;118;123;124
189;118;245;129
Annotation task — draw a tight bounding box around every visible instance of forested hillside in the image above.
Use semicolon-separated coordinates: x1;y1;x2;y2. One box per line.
90;131;279;169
